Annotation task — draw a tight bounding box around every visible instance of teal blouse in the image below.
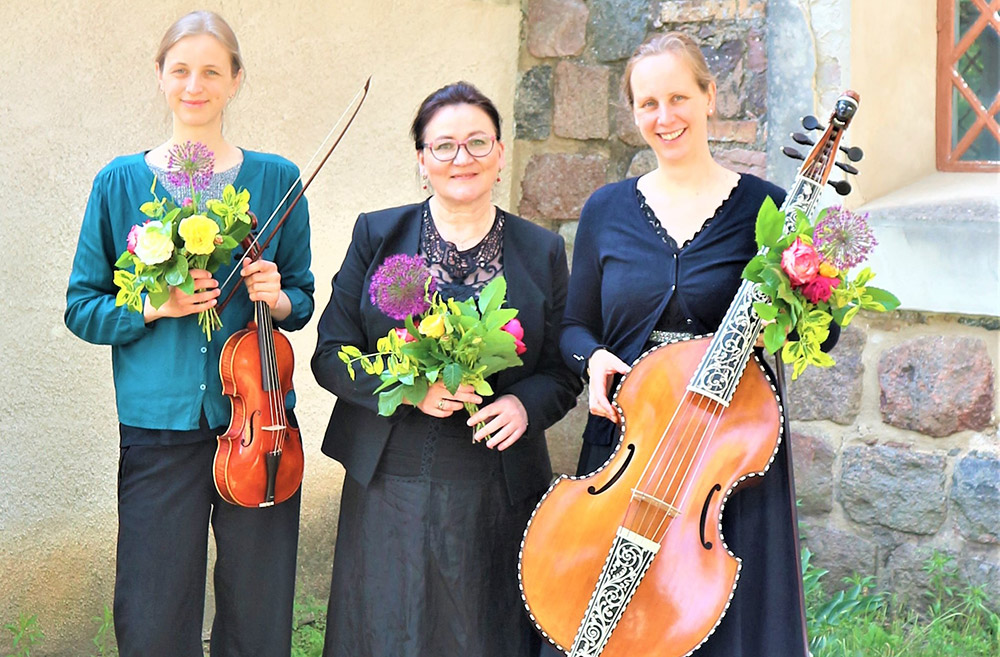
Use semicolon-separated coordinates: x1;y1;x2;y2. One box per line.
65;150;314;433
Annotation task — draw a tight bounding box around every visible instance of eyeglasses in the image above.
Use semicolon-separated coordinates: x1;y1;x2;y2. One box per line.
422;135;496;162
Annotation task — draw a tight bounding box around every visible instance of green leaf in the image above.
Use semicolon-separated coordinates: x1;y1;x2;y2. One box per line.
755;196;784;248
477;275;507;315
148;286;169;309
763;322;785;354
341;345;363;358
472;378;494;396
484;307;518;331
402;377;429;406
164;256;189;286
752;301;779;321
115;251;136;268
377;385;405;416
862;286;900;311
443;362;463;394
741;256;766;283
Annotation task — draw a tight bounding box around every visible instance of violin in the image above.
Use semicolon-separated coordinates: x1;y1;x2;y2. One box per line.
215;226;303;508
212;77;371;508
519;92;862;656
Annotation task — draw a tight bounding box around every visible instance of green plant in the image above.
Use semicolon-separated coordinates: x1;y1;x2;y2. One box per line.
802;548;885;654
290;596;326;657
4;613;44;657
91;605;117;657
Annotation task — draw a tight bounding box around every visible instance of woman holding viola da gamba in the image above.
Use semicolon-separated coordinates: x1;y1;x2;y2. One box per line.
311;82;580;657
548;33;839;656
64;11;313;657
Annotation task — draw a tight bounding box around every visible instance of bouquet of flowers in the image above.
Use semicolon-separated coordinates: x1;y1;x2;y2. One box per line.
742;198;899;379
339;254;526;434
113;141;253;340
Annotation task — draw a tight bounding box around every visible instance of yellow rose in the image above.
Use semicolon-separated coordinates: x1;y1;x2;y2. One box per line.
179;214;220;255
417;314;446;339
133;220;174;265
818;261;840;278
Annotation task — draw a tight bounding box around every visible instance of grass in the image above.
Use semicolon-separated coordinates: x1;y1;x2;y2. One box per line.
7;551;998;656
804;549;1000;657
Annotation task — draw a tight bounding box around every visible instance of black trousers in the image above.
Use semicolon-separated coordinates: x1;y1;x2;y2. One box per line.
114;439;300;657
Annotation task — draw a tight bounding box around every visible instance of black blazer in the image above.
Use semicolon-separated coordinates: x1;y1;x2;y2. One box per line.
312;203;582;504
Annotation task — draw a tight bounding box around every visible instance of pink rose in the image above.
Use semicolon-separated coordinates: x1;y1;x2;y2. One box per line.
780;238;821;286
126;224;141;254
182;197;193;208
502;318;527;356
800;275;840;304
393;327;417;343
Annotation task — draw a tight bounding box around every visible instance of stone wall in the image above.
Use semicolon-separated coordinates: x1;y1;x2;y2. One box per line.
515;0;1000;606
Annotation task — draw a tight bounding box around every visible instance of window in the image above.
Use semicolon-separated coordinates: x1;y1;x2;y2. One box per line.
936;0;1000;171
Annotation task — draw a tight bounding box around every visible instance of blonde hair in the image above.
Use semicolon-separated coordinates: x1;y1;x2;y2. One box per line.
154;11;244;79
621;32;714;107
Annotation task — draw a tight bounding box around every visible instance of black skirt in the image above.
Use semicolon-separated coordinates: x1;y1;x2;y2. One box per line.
324;411;541;657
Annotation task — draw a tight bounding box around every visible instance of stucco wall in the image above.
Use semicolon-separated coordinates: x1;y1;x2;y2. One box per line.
0;0;520;652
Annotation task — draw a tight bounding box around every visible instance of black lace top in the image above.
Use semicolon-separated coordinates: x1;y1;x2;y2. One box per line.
419;201;505;301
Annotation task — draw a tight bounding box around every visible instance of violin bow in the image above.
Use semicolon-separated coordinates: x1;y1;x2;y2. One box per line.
216;75;372;313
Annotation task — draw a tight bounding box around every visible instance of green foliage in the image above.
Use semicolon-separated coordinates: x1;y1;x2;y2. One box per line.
91;606;116;657
112;181;254;341
290;596;326;657
742;197;899;379
4;614;43;657
804;548;1000;657
340;275;523;424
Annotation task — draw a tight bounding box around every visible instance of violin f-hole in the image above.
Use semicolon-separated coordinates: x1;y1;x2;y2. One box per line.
240;412;259;447
587;444;635;495
699;484;722;550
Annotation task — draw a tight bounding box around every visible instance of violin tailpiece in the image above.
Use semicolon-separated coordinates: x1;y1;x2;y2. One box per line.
568;527;660;657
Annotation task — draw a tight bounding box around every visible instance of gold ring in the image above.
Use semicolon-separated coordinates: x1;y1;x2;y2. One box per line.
437;399;445;410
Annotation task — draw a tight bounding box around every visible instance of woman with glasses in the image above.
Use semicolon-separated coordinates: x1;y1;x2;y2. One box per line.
311;81;581;657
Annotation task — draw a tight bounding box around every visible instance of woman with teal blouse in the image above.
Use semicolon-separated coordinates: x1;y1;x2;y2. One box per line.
64;11;313;657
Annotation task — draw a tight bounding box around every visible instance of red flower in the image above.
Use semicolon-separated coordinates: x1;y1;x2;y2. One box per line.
393;327;417;343
501;318;527;356
800;275;840;304
781;238;821;286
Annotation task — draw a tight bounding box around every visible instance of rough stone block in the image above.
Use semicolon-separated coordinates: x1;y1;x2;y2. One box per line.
878;336;995;437
790;431;836;514
519;153;607;222
626;149;657;178
590;0;651;62
553;61;611;140
659;0;739;23
800;525;878;586
884;543;945;611
515;66;553;141
839;445;947;535
708;119;759;144
526;0;588;58
786;324;865;425
613;100;646;147
746;26;767;73
711;147;766;178
952;451;1000;544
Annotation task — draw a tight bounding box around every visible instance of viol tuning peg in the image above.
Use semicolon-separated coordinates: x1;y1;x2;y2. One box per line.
835;161;859;175
839;145;864;162
782;146;805;160
791;132;815;146
801;115;824;131
828;179;852;195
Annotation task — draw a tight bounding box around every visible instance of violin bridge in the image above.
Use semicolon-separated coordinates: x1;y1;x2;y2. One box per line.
631;489;681;517
568;526;660;657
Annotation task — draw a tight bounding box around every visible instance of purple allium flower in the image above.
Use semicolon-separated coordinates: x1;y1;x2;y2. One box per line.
813;205;878;270
368;254;435;320
166;141;214;192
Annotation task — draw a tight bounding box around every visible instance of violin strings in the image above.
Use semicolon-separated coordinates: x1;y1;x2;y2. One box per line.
624;392;701;535
650;401;725;541
631;393;717;540
622;390;692;533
